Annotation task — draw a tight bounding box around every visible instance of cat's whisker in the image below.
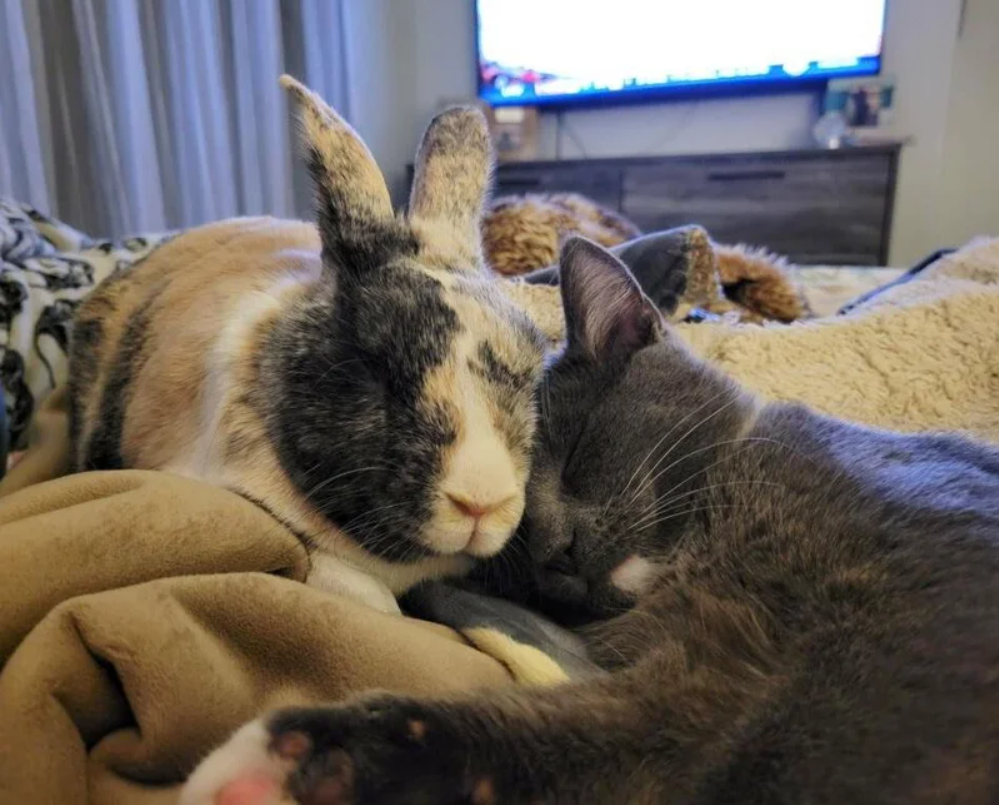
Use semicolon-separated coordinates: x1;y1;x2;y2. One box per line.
615;386;740;507
599;391;728;522
630;480;785;527
626;444;772;531
652;437;813;510
626;392;745;506
636;478;777;518
628;436;807;512
628;438;760;512
632;504;743;534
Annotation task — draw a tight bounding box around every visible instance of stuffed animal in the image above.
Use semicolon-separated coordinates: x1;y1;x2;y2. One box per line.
483;192;641;278
482;192;811;324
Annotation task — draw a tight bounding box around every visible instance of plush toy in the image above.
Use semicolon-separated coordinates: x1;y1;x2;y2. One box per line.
483;192;811;324
483;192;641;277
714;243;812;322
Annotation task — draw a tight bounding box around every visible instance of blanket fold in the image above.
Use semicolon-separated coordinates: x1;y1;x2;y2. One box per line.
0;411;516;804
0;470;308;662
0;572;515;803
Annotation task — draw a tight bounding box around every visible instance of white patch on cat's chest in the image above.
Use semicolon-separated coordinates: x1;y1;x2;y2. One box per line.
609;555;657;596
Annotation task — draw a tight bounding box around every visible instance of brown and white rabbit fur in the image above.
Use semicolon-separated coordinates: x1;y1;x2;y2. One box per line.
67;77;545;613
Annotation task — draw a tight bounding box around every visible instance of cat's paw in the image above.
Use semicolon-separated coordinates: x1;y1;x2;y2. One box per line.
179;720;298;805
179;695;497;805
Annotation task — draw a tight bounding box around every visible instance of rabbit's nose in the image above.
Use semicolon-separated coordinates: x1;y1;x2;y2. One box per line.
447;493;513;521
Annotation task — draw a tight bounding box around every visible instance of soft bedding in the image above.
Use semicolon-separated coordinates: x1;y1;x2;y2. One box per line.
1;207;997;804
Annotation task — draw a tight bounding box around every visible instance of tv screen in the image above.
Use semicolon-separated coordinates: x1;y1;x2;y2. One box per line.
476;0;886;107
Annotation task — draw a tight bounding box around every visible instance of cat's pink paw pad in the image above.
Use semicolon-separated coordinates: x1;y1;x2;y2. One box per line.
216;774;281;805
179;720;292;805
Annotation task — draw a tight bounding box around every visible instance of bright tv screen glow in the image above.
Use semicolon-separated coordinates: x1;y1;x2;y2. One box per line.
476;0;886;106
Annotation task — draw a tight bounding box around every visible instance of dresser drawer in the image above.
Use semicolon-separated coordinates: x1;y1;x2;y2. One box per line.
621;153;894;265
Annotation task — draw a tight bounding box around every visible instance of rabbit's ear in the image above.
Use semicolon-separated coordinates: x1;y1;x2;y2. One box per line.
281;75;406;271
408;106;493;268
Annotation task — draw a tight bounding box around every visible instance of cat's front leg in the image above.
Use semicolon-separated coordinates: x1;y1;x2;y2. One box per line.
180;674;690;805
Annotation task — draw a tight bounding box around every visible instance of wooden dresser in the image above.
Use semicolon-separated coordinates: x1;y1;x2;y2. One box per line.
491;145;901;266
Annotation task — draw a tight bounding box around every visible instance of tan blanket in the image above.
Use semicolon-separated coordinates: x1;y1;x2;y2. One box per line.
3;235;998;805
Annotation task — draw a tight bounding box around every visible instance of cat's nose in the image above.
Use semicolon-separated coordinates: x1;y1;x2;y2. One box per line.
542;527;580;576
447;493;511;522
544;550;577;576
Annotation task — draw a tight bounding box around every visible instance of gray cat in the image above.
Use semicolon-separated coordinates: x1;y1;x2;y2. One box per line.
183;237;999;805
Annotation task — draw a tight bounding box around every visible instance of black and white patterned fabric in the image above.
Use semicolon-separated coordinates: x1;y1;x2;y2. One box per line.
0;199;173;450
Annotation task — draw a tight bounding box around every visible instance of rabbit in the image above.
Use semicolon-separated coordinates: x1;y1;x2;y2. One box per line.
67;76;546;614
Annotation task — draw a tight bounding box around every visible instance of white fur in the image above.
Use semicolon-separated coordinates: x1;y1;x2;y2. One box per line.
306;552;401;614
433;394;521;556
164;276;309;481
610;555;657;596
179;719;291;805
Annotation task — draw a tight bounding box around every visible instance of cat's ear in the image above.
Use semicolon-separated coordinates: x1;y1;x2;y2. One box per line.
559;236;665;361
407;106;493;268
281;75;402;271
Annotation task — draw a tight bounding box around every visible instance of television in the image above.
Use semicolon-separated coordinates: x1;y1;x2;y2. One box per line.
475;0;887;107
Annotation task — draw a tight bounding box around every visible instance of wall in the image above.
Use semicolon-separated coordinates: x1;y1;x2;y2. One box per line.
879;0;962;264
936;0;999;248
363;0;989;265
341;0;420;201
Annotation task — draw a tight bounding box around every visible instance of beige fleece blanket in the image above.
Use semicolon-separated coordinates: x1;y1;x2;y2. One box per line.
507;237;999;443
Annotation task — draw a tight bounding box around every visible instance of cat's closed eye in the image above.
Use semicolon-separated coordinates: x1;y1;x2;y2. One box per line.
546;402;588;493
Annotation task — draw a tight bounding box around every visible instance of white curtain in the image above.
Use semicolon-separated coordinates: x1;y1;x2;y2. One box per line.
0;0;351;237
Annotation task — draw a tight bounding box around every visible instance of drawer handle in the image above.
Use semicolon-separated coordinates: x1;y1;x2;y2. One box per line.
707;169;786;182
496;178;543;190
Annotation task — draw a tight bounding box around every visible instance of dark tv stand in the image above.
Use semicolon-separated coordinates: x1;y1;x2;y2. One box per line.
492;145;901;266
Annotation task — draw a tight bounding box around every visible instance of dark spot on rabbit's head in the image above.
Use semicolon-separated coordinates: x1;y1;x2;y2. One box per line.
519;238;754;617
268;78;545;565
